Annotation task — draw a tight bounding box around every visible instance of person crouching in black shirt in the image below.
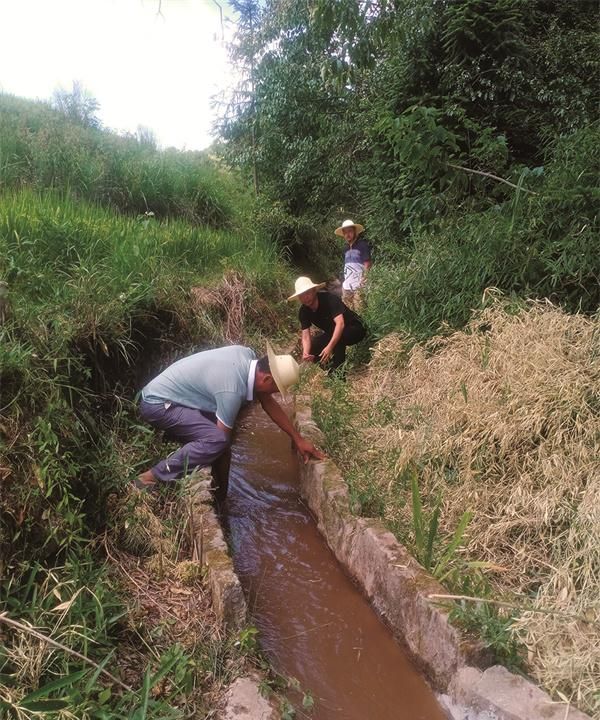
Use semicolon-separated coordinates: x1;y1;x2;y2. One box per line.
288;276;366;374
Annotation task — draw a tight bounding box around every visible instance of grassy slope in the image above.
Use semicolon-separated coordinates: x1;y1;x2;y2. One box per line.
0;93;248;227
0;96;291;718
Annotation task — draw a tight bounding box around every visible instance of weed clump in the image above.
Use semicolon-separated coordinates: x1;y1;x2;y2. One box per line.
175;560;204;586
110;491;176;558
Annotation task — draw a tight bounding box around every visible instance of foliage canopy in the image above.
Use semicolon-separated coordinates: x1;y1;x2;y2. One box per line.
220;0;599;335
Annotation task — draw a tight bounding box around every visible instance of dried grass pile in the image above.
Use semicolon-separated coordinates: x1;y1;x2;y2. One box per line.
349;301;599;714
108;490;176;558
105;488;243;712
190;269;282;344
191;270;248;343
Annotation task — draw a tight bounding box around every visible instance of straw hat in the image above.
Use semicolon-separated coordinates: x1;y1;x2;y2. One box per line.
334;219;365;237
266;342;299;398
287;276;326;301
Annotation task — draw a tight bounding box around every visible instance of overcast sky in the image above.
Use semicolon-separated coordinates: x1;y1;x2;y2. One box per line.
0;0;236;150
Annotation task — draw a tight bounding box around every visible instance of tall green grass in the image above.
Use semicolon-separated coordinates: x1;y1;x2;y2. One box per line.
0;187;286;559
0;93;251;228
1;189;279;342
0;175;286;720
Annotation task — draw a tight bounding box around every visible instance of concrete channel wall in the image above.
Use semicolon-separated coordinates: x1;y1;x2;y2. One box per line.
187;473;247;631
293;399;591;720
186;472;281;720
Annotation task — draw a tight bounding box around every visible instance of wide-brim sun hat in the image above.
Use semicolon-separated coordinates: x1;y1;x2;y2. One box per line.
335;219;365;237
287;276;326;301
266;342;300;398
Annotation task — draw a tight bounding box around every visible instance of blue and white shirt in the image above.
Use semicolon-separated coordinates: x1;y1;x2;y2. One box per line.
342;238;371;291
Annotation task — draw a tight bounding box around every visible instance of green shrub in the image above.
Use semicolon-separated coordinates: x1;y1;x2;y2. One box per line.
365;124;600;340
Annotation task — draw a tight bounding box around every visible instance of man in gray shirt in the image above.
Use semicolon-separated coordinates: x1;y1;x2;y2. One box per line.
136;344;323;491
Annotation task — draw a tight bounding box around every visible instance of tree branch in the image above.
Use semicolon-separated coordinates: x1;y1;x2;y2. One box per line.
428;594;597;624
448;163;539;195
212;1;224;42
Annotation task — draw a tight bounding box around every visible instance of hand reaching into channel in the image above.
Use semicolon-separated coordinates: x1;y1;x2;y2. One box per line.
295;437;326;464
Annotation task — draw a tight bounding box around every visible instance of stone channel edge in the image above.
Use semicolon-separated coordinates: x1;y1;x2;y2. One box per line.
186;472;280;720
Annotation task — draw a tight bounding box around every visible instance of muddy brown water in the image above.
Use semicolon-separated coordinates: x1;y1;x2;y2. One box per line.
225;407;446;720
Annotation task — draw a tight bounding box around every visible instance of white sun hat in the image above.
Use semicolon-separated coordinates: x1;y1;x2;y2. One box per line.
286;276;326;301
334;218;365;237
266;342;300;398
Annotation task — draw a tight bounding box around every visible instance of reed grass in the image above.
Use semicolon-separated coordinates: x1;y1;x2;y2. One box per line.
0;93;249;229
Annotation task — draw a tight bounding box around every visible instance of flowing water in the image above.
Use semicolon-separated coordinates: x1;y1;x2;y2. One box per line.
225;407;445;720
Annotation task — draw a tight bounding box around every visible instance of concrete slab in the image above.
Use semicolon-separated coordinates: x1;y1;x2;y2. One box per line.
450;666;591;720
220;676;278;720
186;471;247;631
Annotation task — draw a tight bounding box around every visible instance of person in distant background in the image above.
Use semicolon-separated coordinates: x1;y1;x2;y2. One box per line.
289;276;366;375
335;219;371;311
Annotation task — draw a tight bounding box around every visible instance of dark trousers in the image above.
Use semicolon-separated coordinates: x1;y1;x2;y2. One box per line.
139;400;230;500
310;324;366;372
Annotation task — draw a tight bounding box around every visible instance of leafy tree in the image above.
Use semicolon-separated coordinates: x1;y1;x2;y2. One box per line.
219;0;599;317
220;0;262;195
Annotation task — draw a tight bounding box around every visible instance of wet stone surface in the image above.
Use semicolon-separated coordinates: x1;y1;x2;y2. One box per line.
220;676;277;720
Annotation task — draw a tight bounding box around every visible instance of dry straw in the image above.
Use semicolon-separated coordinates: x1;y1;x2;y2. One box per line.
190;270;248;344
346;300;599;715
189;269;282;345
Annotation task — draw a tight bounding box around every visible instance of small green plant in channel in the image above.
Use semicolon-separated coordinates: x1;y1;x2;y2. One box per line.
302;689;315;711
258;678;274;699
236;625;259;654
280;697;296;719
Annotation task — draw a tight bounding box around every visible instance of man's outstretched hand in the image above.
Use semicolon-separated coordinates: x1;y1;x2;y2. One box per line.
294;436;326;464
257;393;326;464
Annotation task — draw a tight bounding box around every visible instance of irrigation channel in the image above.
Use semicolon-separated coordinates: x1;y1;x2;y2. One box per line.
224;406;446;720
